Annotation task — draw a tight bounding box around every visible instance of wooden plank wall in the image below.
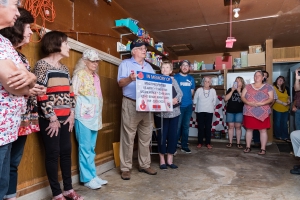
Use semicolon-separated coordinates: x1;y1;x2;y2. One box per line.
273;46;300;59
15;0;128;195
17;33;123;196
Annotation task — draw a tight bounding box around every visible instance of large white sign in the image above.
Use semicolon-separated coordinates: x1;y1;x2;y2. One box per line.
136;71;173;112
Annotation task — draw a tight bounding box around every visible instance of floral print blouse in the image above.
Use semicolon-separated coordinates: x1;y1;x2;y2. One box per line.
0;34;26;146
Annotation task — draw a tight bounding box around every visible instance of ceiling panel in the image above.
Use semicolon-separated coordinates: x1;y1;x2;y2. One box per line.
114;0;300;56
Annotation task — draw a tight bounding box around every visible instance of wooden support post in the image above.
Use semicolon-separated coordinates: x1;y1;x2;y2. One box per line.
265;39;273;143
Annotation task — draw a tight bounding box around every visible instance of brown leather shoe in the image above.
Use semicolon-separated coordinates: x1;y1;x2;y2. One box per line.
138;167;157;175
121;171;131;180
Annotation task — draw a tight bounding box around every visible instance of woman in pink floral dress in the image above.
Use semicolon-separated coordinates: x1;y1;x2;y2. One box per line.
0;8;45;200
241;70;274;155
0;2;36;199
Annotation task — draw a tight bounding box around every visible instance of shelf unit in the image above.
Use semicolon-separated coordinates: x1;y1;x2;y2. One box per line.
112;26;168;70
190;66;266;95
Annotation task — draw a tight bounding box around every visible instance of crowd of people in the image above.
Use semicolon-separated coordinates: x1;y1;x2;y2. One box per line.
2;1;300;199
0;2;108;200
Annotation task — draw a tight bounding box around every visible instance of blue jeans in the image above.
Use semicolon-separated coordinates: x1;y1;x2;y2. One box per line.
75;119;98;183
177;104;193;149
295;109;300;130
0;143;12;200
273;110;289;139
154;115;179;154
5;136;27;198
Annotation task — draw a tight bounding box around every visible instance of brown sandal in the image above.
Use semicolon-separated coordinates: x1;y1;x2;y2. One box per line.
236;144;243;149
258;149;266;155
243;147;251;153
226;143;232;148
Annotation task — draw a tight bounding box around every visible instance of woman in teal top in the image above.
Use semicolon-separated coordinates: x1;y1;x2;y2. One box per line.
72;49;107;190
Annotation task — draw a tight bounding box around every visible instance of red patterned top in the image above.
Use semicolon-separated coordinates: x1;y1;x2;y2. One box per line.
0;34;26;146
243;84;273;121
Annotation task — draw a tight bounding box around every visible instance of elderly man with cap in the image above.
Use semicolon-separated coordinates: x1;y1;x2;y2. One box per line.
117;38;157;180
72;49;107;189
174;60;195;153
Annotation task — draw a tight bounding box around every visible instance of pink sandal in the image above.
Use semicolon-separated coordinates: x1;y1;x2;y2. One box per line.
63;190;84;200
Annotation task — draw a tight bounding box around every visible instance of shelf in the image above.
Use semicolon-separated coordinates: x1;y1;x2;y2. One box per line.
147;45;168;59
112;26;168;59
190;70;224;74
118;50;131;55
227;66;265;72
112;26;137;41
273;58;300;63
190;66;265;74
145;60;160;70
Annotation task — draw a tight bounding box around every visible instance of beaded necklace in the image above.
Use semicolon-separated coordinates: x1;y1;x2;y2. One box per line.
203;88;210;98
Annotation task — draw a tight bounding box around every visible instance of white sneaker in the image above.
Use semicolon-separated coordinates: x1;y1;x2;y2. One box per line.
84;179;101;189
94;176;108;185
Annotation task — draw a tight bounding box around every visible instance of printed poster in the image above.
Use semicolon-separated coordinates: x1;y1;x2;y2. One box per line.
136;71;173;112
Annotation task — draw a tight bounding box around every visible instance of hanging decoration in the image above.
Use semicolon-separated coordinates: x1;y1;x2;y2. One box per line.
24;0;56;41
225;0;236;48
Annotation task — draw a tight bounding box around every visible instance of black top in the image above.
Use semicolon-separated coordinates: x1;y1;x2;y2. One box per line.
226;88;244;113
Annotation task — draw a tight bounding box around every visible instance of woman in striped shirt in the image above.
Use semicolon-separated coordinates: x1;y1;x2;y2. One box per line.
34;31;83;200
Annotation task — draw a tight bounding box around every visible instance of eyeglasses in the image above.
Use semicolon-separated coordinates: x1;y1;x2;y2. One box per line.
89;60;100;64
134;47;147;51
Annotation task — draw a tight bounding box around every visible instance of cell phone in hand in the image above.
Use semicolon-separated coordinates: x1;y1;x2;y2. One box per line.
233;81;238;88
298;70;300;76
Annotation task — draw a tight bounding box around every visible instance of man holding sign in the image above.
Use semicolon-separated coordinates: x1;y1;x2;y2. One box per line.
117;38;157;180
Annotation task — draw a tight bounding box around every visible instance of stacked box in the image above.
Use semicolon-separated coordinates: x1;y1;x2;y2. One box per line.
204;64;214;70
215;56;233;69
249;45;263;54
241;51;248;67
248;52;265;66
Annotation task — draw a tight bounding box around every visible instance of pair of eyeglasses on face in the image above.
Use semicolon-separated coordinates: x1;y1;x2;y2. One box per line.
134;47;147;51
89;60;99;64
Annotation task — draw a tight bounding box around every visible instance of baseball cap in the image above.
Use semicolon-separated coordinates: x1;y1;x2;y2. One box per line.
82;49;101;61
130;38;148;51
180;60;191;67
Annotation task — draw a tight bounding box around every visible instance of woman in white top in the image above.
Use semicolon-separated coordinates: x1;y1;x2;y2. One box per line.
193;76;217;149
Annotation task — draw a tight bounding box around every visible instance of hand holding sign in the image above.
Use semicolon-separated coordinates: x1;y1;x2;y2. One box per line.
129;70;137;81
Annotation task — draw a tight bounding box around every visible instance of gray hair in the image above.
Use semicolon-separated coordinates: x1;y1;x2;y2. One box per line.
201;76;212;87
0;0;20;6
0;0;8;6
73;57;99;76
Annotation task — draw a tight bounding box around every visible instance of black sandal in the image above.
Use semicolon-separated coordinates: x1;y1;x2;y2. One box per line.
258;149;266;155
236;144;243;149
284;139;291;143
226;143;232;148
243;147;251;153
